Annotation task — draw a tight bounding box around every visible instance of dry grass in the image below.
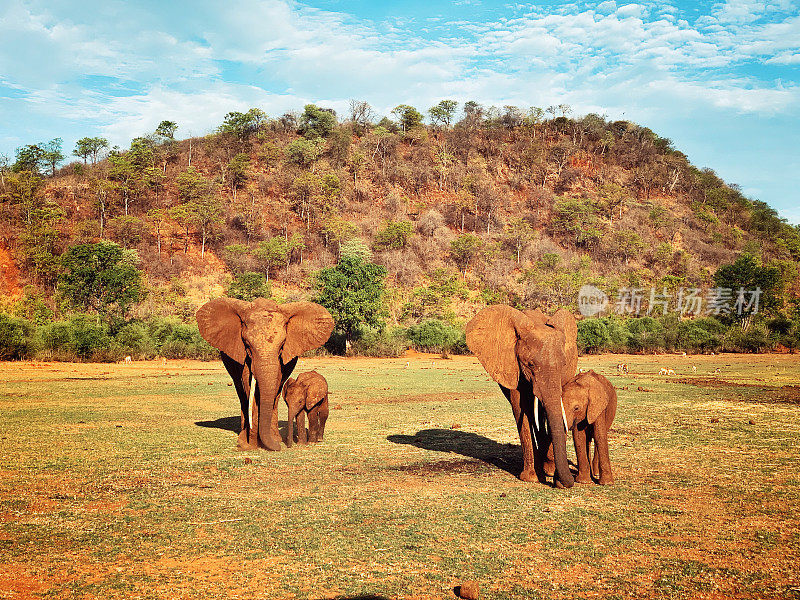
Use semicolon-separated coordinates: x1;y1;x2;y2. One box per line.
1;353;799;599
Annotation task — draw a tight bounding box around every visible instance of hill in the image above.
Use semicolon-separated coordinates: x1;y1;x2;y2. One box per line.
1;102;799;357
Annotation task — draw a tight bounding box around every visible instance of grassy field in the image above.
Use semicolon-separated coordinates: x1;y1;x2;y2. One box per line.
1;353;799;600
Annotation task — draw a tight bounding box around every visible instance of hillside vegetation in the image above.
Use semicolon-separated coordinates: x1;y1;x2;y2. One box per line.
1;101;799;359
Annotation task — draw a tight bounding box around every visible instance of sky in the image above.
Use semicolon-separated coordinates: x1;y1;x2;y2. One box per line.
1;0;798;223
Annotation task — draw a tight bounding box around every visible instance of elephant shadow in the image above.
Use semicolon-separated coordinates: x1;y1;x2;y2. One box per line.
195;416;292;440
387;429;524;478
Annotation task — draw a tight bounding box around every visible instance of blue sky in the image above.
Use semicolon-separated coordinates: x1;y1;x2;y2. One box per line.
1;0;798;223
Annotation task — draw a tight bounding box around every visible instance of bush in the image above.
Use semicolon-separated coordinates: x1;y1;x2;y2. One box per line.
227;272;271;301
407;319;464;354
147;317;216;359
625;317;664;353
0;313;37;360
114;322;156;359
348;326;408;357
722;323;773;352
67;315;111;360
577;319;610;354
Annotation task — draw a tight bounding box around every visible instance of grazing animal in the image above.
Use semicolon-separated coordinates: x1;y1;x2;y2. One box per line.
659;368;668;375
692;365;697;373
667;368;675;375
616;363;629;374
124;356;132;364
579;367;588;373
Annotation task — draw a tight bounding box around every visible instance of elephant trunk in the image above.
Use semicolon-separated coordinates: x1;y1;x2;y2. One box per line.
540;379;574;488
252;358;283;451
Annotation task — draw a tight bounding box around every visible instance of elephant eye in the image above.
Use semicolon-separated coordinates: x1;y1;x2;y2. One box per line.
573;406;580;411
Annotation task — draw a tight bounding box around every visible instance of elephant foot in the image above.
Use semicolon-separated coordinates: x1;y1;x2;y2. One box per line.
236;441;259;451
575;475;593;484
598;476;614;485
519;469;537;482
259;436;282;452
543;462;555;478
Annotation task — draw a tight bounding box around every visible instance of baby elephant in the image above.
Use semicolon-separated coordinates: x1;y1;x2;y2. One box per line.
282;371;329;446
562;370;617;485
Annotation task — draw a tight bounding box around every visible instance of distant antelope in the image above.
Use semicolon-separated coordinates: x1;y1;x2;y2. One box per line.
124;356;132;364
616;363;629;374
692;365;697;373
659;368;668;375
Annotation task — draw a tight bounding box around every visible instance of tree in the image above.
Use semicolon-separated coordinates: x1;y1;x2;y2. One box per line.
428;100;458;129
299;104;337;139
714;253;783;317
42;138;64;176
227;152;250;200
450;233;483;275
285;138;323;167
58;242;145;322
391;105;423;132
504;218;535;263
313;255;387;346
253;237;290;281
348;100;375;135
146;208;169;255
176;167;221;258
597;183;630;223
12;144;45;174
155;120;178;139
227;271;271;301
373;220;413;251
73;137;108;165
323;215;359;255
552;198;603;248
218;108;266;142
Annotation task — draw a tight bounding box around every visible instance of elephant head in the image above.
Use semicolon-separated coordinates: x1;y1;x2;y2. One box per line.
196;297;334;450
562;370;615;430
466;305;576;488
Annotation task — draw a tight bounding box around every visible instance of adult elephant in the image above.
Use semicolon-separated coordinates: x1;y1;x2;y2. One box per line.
196;297;334;451
466;305;578;488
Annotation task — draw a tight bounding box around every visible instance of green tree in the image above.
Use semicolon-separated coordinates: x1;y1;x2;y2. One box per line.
218;108;266;142
285;138;323;167
323;215;359;255
299;104;337;139
58;242;145;322
12;144;45;174
227;152;250;200
428;100;458;129
373;220;413;251
253;237;290;281
552;198;603;248
42;138;65;176
155;120;178;139
313;255;388;346
227;272;271;301
391;105;424;132
450;233;483;275
714;253;783;317
504;217;535;263
73;137;108;165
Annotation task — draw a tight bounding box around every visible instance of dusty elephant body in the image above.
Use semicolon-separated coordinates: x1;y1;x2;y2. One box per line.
466;305;578;488
561;370;617;485
283;371;329;446
196;297;334;451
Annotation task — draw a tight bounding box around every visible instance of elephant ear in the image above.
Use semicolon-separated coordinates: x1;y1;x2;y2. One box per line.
283;378;295;400
196;297;250;364
466;305;525;389
278;302;334;362
548;308;578;378
522;308;548;327
585;370;614;424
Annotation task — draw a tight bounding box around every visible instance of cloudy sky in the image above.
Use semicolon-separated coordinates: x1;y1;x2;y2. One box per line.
1;0;798;223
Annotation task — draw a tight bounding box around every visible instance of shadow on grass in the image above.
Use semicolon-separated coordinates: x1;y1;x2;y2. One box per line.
387;428;523;478
195;416;290;435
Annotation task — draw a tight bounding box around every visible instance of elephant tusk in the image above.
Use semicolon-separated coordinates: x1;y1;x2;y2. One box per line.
248;373;257;430
533;395;540;431
560;397;569;432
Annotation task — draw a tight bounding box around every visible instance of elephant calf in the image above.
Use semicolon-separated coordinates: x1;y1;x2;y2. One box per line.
282;371;329;446
561;370;617;485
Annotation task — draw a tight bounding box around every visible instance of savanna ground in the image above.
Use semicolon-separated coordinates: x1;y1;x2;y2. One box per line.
1;352;799;600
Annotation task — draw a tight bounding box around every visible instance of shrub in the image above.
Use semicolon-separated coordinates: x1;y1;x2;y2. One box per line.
67;315;111;360
0;313;37;360
722;323;772;352
625;317;664;352
348;326;408;357
577;319;610;354
407;319;464;354
227;272;271;301
114;322;156;359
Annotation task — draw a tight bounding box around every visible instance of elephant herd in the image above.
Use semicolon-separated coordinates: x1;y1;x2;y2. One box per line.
196;297;616;488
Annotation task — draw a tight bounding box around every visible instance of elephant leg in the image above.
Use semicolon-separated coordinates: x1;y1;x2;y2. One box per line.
221;352;257;451
502;386;539;483
316;398;329;442
285;405;295;448
543;442;555;478
572;422;592;484
297;410;307;445
588;426;598;479
593;415;614;485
